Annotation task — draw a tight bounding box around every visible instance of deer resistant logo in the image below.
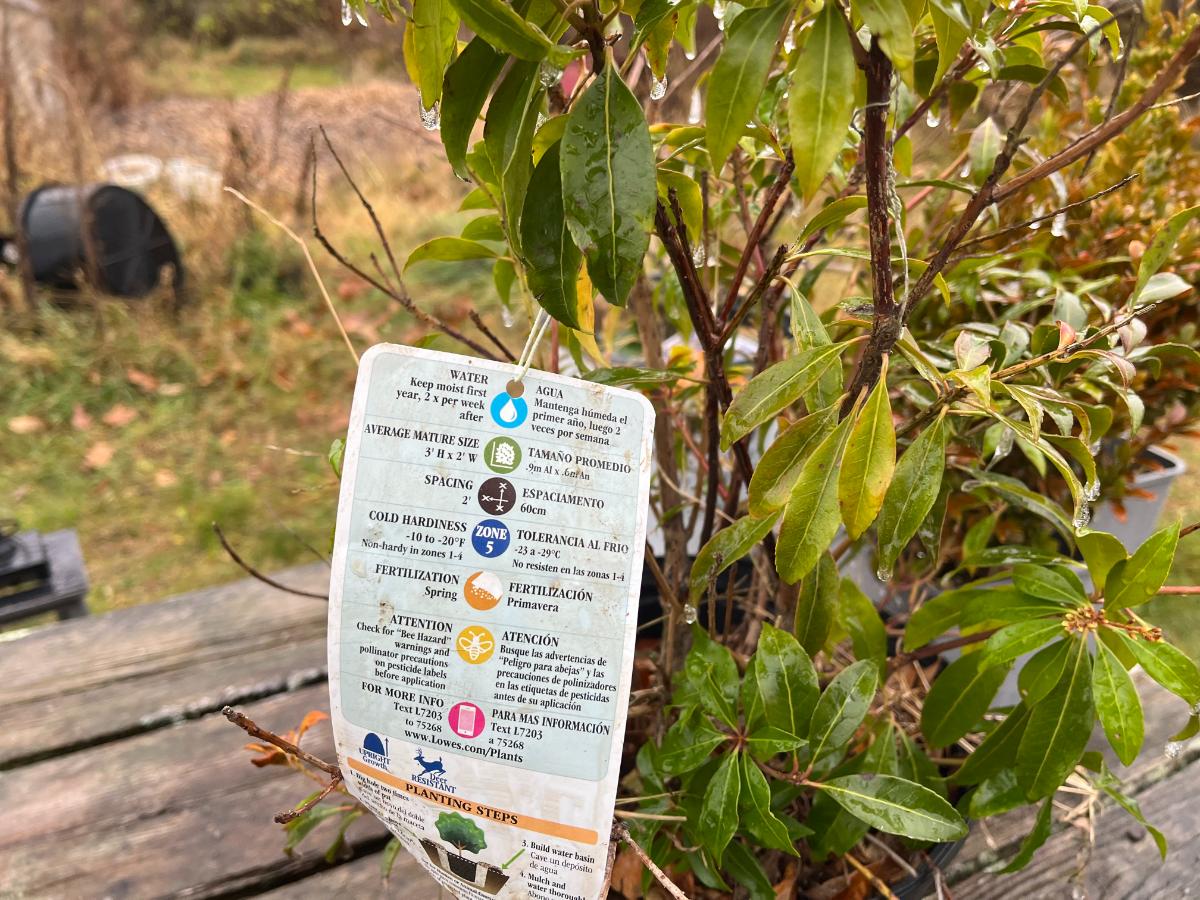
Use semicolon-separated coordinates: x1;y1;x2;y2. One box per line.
412;749;455;793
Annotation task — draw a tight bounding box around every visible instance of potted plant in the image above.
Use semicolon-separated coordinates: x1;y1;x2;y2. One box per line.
421;812;510;893
227;0;1200;895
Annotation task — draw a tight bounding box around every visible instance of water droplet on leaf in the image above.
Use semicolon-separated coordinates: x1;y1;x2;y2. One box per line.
683;604;698;625
1165;740;1183;759
925;107;941;128
650;74;667;101
691;243;706;267
341;0;353;26
875;565;892;583
1051;212;1068;237
418;97;441;132
1073;504;1092;533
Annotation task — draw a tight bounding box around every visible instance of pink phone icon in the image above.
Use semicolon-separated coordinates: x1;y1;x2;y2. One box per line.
448;702;485;739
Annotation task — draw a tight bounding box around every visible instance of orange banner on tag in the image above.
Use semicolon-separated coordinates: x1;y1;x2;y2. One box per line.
347;758;600;845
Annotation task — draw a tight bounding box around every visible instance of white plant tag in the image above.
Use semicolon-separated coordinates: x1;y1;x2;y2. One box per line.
328;344;654;899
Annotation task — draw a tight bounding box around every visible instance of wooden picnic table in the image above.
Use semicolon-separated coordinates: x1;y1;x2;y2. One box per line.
2;564;1198;898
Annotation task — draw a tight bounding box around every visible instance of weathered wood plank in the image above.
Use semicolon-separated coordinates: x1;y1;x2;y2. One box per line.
953;753;1200;898
0;564;330;766
947;669;1195;882
256;851;439;899
0;684;398;898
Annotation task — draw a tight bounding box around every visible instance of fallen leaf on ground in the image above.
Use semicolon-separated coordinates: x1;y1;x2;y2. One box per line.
153;469;178;488
71;405;93;431
102;404;138;428
158;383;186;397
84;441;115;469
8;415;45;434
126;368;159;392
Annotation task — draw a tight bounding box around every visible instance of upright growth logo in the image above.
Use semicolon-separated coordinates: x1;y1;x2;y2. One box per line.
361;732;390;770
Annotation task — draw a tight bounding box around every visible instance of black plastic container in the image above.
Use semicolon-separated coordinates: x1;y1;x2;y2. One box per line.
14;183;183;298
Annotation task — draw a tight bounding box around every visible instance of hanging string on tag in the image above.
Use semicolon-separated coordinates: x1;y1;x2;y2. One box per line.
505;308;551;398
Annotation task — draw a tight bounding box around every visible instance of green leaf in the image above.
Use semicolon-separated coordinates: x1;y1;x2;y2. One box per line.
405;237;499;270
561;64;656;305
1104;521;1179;610
788;1;857;199
999;797;1054;872
723;838;777;899
922;652;1012;747
1019;639;1072;705
706;0;792;172
929;0;970;87
754;623;819;737
446;0;566;62
854;0;915;77
775;413;854;583
697;751;741;863
1077;530;1127;593
408;0;459;106
953;702;1031;785
584;365;685;388
721;344;845;450
840;579;887;678
631;0;688;50
328;438;345;478
788;286;842;409
968;769;1025;818
745;725;807;758
440;38;506;179
461;214;504;241
876;417;946;573
963;590;1068;629
982;619;1066;669
967;116;1002;182
1093;637;1144;766
1017;637;1093;799
1094;763;1168;859
807;659;878;769
685;625;741;726
655;169;703;239
962;470;1074;541
689;513;779;603
485;61;544;251
1131;205;1200;305
520;144;583;328
738;753;798;855
793;551;839;656
1012;564;1088;606
902;588;972;651
660;711;727;775
799;196;867;242
748;405;838;517
838;376;896;539
818;774;968;841
283;803;344;853
1117;632;1200;705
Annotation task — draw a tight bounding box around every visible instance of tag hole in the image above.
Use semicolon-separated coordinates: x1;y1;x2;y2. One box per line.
506;379;525;398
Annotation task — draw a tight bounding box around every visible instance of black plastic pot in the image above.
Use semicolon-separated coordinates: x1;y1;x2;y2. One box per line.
419;838;510;895
884;835;966;899
12;183;183;298
635;556;753;637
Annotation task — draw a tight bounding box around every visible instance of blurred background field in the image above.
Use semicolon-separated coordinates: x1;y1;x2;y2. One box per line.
0;0;502;614
2;0;1199;639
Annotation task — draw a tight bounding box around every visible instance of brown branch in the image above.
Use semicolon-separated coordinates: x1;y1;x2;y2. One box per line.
614;823;689;900
1157;585;1200;595
308;135;499;360
275;772;344;824
888;628;998;673
903;21;1200;315
212;522;329;600
721;243;788;345
842;42;897;415
468;310;518;362
719;151;795;324
222;706;341;777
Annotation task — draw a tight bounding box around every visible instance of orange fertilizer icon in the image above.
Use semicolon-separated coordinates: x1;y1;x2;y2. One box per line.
464;571;503;611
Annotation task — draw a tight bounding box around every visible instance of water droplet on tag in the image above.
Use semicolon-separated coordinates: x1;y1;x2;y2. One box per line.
1165;740;1183;759
925;107;941;128
683;604;698;625
418;97;441;132
650;74;668;101
497;396;519;423
341;0;353;26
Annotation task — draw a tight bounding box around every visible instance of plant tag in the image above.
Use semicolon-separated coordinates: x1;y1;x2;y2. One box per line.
328;344;654;899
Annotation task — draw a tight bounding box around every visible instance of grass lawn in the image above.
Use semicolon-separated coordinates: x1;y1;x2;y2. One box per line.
140;37;351;99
